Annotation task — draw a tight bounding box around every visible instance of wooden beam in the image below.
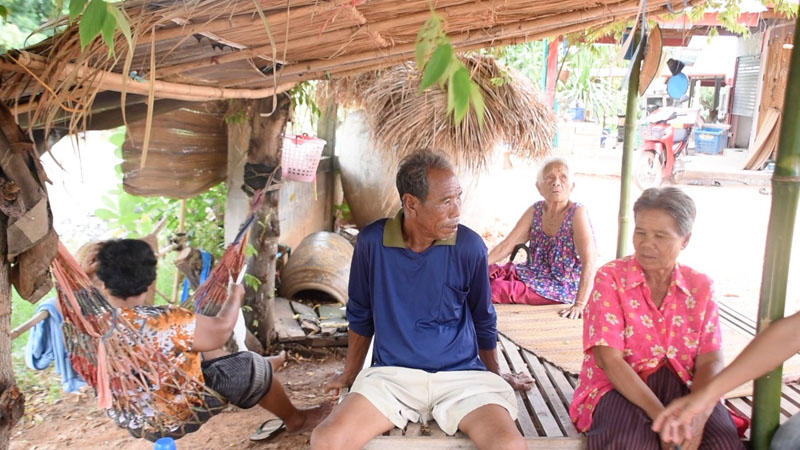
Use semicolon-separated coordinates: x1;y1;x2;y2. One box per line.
10;310;49;341
0;57;296;102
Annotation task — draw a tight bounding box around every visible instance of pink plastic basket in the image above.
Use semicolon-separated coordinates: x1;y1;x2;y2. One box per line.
281;133;327;182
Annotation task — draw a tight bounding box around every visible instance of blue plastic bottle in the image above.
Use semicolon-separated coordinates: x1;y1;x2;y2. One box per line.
154;437;176;450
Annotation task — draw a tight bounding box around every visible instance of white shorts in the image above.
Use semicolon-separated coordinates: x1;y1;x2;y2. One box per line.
349;366;518;435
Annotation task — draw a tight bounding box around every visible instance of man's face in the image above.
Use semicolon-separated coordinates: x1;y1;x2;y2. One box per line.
410;167;463;241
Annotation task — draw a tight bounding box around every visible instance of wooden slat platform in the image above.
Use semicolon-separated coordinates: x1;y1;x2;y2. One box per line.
364;335;584;449
361;300;798;448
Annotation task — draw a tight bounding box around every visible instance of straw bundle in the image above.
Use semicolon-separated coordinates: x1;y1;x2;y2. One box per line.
52;241;226;441
322;54;556;168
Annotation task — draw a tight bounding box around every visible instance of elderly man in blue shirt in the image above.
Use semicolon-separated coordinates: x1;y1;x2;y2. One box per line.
311;150;534;450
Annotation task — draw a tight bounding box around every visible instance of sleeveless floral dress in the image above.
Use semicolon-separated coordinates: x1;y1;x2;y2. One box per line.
513;201;583;304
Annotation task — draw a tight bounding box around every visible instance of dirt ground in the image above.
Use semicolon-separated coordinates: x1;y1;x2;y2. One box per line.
10;351;344;450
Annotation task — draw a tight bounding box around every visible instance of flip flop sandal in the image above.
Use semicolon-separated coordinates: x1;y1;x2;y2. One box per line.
249;418;286;441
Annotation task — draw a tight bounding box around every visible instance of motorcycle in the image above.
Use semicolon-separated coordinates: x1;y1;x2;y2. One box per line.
634;107;702;190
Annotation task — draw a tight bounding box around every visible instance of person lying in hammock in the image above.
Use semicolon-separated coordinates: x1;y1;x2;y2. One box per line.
91;238;332;440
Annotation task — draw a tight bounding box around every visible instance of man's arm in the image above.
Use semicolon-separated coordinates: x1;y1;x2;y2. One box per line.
326;231;374;394
325;330;372;394
193;283;244;352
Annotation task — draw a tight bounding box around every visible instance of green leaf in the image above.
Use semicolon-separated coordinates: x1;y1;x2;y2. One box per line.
419;43;452;91
446;70;456;116
100;6;116;55
245;274;261;291
469;83;485;126
451;67;471;124
107;5;132;50
0;5;8;21
79;0;107;49
94;208;117;220
69;0;86;21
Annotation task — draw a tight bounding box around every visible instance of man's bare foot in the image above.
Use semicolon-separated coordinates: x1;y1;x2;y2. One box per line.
268;350;287;372
285;400;334;434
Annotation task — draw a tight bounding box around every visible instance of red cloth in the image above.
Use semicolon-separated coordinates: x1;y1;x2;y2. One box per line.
489;262;560;305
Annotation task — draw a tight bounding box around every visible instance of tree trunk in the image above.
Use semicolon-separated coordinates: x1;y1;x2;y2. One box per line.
244;95;291;349
0;213;23;450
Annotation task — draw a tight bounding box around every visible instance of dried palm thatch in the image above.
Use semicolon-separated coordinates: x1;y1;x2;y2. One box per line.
322;54;556;168
1;0;707;148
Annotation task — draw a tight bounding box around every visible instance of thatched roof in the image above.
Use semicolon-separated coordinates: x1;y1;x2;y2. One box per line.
324;55;556;167
0;0;706;135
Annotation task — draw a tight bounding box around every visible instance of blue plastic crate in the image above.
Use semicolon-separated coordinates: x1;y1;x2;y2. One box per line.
694;127;726;154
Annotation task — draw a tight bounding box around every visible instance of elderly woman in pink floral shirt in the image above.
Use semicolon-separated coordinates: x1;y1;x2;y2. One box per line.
569;187;743;450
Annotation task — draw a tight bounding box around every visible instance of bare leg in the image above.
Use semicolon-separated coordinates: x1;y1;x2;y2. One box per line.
258;374;333;434
310;393;395;450
458;404;525;450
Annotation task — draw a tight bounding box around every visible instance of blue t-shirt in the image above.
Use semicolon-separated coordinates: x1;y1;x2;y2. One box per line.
346;211;497;372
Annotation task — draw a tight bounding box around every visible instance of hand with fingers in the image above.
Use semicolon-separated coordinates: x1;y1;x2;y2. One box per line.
652;390;717;449
502;372;535;392
559;303;585;320
324;370;354;398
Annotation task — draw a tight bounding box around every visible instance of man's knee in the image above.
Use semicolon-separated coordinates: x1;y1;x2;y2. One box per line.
310;421;337;450
491;431;526;450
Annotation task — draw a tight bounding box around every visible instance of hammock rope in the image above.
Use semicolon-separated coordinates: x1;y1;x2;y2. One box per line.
51;186;268;440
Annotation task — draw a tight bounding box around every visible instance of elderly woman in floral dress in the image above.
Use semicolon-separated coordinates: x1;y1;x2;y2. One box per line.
487;157;596;319
569;187;743;450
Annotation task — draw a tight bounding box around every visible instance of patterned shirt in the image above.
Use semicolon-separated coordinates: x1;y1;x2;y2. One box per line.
569;256;722;432
109;305;204;433
515;201;584;303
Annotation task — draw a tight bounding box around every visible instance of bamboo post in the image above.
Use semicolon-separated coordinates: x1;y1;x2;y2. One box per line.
616;33;643;258
317;101;338;231
751;17;800;450
171;199;188;303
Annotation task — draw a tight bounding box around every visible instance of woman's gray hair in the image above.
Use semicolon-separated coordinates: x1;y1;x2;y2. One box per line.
633;187;696;237
536;157;573;186
396;150;454;203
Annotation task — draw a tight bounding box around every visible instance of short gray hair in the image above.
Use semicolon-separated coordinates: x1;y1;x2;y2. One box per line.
536;157;573;186
633;187;696;237
396;150;454;203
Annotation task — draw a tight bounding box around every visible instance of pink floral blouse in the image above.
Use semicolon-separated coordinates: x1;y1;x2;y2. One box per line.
569;255;722;432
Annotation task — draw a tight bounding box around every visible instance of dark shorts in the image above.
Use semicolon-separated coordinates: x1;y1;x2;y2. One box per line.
202;351;273;409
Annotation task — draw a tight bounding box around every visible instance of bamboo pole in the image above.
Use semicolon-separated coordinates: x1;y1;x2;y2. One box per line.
0;59;296;101
751;17;800;450
616;32;643;258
